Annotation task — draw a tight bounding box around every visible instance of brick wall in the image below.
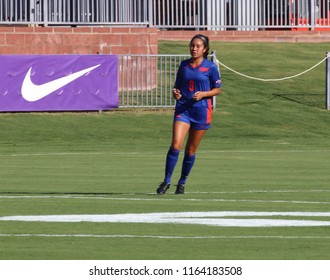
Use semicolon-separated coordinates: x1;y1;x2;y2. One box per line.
158;30;330;43
0;26;158;55
1;27;330;56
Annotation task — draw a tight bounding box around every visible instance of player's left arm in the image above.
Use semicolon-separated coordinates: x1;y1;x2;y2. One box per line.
192;87;220;101
192;65;221;101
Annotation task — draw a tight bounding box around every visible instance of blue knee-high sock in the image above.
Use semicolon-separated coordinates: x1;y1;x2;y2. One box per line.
164;147;180;184
178;154;196;185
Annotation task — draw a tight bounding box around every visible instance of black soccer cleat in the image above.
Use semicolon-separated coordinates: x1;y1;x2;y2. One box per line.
175;183;185;194
156;182;170;195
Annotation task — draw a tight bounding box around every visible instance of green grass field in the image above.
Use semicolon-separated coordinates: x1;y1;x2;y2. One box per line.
0;41;330;260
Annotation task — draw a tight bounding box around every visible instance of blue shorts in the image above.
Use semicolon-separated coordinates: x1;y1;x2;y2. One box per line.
174;99;213;130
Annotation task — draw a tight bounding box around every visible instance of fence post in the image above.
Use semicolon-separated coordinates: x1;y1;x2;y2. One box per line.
148;0;153;27
310;0;315;31
211;51;219;110
327;52;330;110
43;0;48;26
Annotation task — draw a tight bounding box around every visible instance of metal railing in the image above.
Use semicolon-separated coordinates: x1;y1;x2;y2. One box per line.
118;53;218;108
1;0;330;30
327;52;330;110
118;53;186;108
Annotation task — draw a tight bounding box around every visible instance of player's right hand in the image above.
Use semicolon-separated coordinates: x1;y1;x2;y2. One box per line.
172;88;182;100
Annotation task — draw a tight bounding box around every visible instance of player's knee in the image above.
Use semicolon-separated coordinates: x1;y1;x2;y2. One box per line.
185;147;197;156
171;143;182;151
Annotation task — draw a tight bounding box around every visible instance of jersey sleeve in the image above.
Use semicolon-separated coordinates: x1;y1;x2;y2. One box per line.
174;61;185;88
209;63;222;89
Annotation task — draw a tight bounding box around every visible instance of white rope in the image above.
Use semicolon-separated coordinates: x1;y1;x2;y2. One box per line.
214;55;329;82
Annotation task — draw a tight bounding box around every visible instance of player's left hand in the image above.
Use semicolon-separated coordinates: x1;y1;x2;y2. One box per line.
192;91;205;101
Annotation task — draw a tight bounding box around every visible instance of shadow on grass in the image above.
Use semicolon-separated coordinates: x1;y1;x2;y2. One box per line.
271;93;325;109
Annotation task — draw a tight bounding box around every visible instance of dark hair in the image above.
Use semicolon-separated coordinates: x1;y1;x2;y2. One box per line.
190;34;210;58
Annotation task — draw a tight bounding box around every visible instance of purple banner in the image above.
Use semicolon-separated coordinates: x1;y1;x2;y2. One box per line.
0;55;118;112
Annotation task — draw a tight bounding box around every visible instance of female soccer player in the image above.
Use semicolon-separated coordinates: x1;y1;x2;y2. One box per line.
156;34;222;195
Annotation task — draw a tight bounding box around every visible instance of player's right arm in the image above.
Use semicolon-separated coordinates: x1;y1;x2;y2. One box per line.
172;88;182;100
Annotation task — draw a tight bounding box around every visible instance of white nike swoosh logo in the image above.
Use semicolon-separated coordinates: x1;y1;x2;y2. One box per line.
21;64;101;102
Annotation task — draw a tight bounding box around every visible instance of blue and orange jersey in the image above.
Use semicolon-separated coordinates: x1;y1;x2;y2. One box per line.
174;58;222;102
173;58;221;128
174;59;221;125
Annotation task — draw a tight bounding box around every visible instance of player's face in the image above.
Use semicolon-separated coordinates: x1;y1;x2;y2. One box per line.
189;38;206;59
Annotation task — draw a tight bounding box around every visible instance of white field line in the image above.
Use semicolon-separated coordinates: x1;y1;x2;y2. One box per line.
3;189;329;196
0;152;103;157
0;149;330;158
203;149;330;153
1;233;330;239
191;189;330;194
1;212;330;227
0;194;329;205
